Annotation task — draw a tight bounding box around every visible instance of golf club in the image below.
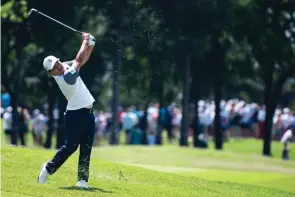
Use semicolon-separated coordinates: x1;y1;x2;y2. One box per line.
28;8;82;35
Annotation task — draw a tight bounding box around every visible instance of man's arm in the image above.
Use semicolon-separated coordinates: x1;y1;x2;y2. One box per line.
72;32;95;70
81;45;94;66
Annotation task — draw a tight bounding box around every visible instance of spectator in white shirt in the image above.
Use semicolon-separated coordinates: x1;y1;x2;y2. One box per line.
146;105;160;145
122;108;138;144
172;107;182;140
220;107;230;141
32;109;47;146
1;107;5;118
257;105;265;139
240;104;255;137
93;111;107;146
280;128;293;160
280;109;294;133
3;106;13;144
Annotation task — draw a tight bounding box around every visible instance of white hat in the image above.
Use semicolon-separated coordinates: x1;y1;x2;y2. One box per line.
198;100;205;107
6;106;12;112
283;108;290;114
43;55;59;71
33;109;40;116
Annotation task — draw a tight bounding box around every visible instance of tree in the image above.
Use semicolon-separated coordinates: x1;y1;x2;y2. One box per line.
2;0;31;145
236;0;295;156
1;0;107;147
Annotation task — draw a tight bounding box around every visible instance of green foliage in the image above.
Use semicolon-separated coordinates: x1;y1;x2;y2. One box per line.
1;0;294;110
1;0;28;22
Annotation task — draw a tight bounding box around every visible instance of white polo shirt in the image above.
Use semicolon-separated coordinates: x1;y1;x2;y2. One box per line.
3;111;12;130
53;61;95;110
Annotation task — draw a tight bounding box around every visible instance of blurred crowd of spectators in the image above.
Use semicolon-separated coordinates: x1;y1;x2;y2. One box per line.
1;99;295;147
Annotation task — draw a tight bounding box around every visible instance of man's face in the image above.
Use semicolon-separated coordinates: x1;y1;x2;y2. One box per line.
50;61;64;75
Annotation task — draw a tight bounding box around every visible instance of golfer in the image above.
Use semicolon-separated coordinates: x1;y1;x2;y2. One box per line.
38;32;95;188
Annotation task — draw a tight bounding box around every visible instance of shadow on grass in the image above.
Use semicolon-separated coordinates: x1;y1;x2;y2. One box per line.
59;186;113;193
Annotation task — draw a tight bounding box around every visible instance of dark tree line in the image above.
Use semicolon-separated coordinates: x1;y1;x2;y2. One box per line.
2;0;295;156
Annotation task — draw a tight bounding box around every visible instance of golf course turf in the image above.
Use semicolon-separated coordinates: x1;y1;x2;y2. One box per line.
1;139;295;197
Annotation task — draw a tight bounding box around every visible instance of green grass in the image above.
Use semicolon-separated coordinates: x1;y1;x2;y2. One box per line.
1;140;295;197
1;118;295;196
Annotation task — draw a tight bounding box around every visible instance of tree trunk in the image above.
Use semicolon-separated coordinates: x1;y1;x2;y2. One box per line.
263;71;289;156
141;104;149;145
263;104;274;156
10;95;19;146
2;52;18;145
190;74;200;147
3;74;18;145
180;55;191;146
156;69;164;145
262;66;273;156
11;48;25;145
109;41;121;145
214;79;223;150
210;33;224;150
193;100;201;147
155;107;163;145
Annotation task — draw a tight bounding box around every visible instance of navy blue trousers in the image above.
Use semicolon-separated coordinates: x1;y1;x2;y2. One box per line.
46;108;95;182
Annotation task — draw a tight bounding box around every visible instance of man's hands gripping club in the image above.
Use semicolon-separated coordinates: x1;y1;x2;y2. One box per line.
82;32;96;46
73;32;95;70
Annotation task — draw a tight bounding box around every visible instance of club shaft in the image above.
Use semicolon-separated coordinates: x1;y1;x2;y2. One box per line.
35;10;82;34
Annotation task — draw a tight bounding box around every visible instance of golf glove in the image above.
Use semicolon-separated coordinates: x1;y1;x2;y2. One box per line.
88;35;96;46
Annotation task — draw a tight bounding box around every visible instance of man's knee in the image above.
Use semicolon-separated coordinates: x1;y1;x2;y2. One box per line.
63;143;79;154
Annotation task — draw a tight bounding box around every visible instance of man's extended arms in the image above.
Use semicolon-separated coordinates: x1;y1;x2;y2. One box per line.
72;32;95;70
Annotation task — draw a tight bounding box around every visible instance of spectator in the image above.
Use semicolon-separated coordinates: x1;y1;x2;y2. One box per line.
138;109;148;145
228;102;241;138
280;128;294;160
197;105;209;148
147;106;158;145
164;105;174;143
257;105;266;139
220;105;230;142
1;106;5;118
3;106;13;144
93;111;107;146
281;109;294;132
203;106;213;137
122;107;138;144
250;103;259;137
117;106;124;131
273;109;283;139
129;122;144;145
198;106;206;138
32;109;47;147
18;107;30;146
172;107;182;140
240;104;255;138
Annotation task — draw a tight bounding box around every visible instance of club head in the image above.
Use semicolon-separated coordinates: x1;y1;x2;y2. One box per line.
28;8;37;16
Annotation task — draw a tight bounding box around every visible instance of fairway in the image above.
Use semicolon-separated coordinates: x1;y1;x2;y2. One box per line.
1;139;295;197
